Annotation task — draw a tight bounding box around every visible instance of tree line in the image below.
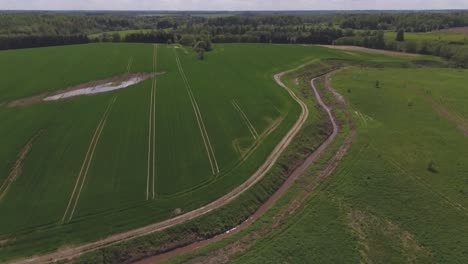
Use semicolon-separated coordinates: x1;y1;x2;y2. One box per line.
1;12;467;66
0;35;89;50
335;30;468;67
1;12;467;37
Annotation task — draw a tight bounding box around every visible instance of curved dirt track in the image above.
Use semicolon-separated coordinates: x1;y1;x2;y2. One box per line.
134;75;342;264
8;67;310;264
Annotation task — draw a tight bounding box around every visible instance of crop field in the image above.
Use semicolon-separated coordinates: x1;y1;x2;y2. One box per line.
0;43;383;261
224;66;468;264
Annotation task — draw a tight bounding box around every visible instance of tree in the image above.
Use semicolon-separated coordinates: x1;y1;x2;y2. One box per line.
179;35;195;47
396;28;405;42
194;41;208;60
112;33;121;42
198;49;205;60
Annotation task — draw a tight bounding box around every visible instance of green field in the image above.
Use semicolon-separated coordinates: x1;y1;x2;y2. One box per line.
385;31;468;43
216;66;468;263
0;43;385;261
88;29;155;39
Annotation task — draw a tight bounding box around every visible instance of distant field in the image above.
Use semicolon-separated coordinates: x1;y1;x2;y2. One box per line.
439;26;468;34
0;43;380;261
88;29;155;39
225;67;468;264
385;30;468;42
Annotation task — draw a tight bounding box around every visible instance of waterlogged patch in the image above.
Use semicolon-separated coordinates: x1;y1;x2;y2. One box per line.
44;75;149;101
7;72;165;107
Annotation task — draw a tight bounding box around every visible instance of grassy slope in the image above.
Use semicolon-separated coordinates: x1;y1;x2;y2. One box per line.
0;43;363;261
228;67;468;263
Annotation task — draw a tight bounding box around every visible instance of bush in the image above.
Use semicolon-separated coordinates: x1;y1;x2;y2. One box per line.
179;35;196;47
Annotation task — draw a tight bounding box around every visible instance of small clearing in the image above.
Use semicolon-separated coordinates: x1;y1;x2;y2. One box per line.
7;72;164;107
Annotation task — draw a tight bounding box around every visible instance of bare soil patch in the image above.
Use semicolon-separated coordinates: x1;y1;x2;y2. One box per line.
7;72;164;107
319;45;420;57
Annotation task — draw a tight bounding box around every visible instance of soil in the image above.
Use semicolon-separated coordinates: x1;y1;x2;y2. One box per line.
6;72;163;107
318;45;420;57
8;66;310;264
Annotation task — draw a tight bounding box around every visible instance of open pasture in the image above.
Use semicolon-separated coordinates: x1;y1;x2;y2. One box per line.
227;66;468;264
385;30;468;43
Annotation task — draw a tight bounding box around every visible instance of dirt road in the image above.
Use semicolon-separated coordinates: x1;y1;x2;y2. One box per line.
8;66;310;264
133;74;343;264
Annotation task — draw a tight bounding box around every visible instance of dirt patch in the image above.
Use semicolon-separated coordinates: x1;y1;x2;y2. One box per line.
319;45;420;57
7;72;164;107
0;239;10;247
325;74;345;104
0;131;44;201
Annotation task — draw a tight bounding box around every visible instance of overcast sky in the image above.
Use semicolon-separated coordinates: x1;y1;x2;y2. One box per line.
1;0;467;11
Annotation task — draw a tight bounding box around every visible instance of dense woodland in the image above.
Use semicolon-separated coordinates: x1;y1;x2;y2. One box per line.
1;11;468;66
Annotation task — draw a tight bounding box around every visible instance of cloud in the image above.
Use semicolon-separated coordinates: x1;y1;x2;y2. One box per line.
1;0;467;11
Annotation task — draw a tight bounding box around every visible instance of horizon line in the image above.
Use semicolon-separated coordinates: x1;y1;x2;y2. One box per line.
1;9;468;12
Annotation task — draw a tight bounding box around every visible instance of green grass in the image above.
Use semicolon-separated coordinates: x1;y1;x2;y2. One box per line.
0;43;392;261
219;66;468;263
385;31;468;43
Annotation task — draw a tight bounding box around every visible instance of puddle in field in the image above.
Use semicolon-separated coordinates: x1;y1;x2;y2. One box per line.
7;72;165;107
44;75;151;101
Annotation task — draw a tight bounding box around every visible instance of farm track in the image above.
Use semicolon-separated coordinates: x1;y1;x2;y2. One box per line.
232;99;259;140
127;56;134;73
61;96;117;223
147;45;158;200
174;49;220;175
134;72;349;264
7;63;312;264
0;132;43;202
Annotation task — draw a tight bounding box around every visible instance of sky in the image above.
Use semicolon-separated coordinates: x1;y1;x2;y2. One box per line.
1;0;468;11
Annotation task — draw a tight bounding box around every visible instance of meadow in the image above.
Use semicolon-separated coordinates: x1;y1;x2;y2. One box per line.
220;66;468;263
385;30;468;43
0;43;373;261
